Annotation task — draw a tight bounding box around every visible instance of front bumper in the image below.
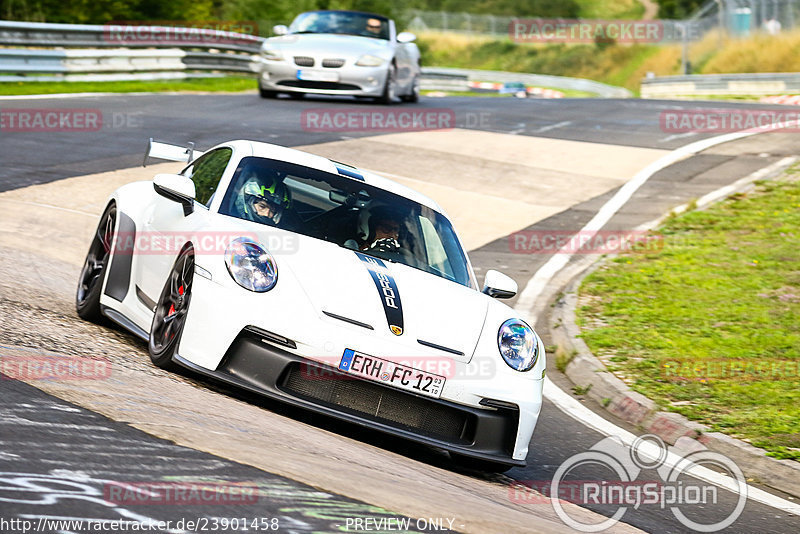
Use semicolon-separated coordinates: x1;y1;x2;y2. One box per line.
258;60;387;97
174;327;525;466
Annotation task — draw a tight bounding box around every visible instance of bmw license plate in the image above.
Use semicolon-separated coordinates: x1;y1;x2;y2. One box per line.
296;69;339;82
339;349;445;399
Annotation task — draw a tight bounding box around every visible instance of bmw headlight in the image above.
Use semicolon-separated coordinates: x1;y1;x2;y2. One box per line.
224;238;277;292
355;54;384;67
261;48;284;61
498;319;539;371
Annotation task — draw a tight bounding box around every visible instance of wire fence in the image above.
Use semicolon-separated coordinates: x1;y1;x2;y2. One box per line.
405;1;800;44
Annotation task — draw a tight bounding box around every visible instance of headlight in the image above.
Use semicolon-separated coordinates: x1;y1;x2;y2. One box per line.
224;238;277;292
498;319;539;371
261;48;283;61
355;54;384;67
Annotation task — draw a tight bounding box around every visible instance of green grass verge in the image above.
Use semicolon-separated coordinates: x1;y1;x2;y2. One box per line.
574;0;645;19
0;76;256;95
577;170;800;460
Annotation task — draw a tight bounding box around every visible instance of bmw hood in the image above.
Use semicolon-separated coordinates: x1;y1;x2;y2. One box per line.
275;235;487;363
263;33;391;60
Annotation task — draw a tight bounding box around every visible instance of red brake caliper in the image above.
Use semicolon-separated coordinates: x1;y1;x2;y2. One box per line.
168;286;184;316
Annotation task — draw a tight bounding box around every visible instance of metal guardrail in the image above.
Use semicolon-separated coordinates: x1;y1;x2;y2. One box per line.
0;20;263;82
0;48;258;82
641;72;800;98
0;20;263;53
0;20;632;96
422;67;633;98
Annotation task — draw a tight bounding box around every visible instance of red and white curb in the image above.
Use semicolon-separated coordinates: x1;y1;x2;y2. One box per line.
761;94;800;105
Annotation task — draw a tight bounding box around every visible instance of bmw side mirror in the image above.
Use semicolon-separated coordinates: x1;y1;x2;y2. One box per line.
153;174;196;216
397;31;416;43
273;25;289;36
482;270;517;299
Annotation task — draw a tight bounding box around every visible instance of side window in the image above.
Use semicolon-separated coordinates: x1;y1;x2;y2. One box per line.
419;216;451;277
183;148;232;206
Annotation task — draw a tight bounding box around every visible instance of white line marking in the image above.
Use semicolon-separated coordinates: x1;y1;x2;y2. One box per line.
533;120;572;134
514;123;798;320
513;120;800;515
659;132;697;143
0;198;97;217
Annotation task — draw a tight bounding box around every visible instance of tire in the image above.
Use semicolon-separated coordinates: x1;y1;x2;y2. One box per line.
400;76;420;103
450;453;514;474
148;246;195;370
259;83;278;99
377;65;397;105
76;203;116;323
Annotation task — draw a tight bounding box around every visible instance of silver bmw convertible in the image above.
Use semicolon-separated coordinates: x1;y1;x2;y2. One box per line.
257;10;421;104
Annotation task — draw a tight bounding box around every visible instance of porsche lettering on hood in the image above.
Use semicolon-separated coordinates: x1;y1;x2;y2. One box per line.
354;251;403;336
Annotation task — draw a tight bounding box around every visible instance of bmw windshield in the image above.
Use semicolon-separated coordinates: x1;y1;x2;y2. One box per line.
219;157;475;289
289;11;390;40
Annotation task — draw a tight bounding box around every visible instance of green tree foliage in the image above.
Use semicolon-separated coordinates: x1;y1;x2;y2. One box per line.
656;0;704;19
2;0;216;23
3;0;581;25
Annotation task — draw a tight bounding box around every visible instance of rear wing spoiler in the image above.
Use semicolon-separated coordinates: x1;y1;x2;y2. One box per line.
143;138;203;167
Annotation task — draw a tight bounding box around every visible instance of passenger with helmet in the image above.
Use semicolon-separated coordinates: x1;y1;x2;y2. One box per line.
360;205;405;253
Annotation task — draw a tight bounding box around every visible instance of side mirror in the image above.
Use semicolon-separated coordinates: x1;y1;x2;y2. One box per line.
273;24;289;36
397;31;416;43
482;270;517;299
153;174;196;216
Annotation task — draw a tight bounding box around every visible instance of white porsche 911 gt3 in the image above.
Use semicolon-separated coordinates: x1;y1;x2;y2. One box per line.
76;139;544;471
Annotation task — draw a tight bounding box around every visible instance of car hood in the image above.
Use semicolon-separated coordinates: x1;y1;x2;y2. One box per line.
275;234;487;363
265;33;391;59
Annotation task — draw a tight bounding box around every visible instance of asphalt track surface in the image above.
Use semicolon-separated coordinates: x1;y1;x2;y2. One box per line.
1;92;800;534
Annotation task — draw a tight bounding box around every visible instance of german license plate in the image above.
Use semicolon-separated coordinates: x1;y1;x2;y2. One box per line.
296;69;339;82
339;349;445;399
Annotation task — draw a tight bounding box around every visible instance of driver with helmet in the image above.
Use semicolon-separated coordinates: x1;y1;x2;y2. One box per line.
235;171;292;226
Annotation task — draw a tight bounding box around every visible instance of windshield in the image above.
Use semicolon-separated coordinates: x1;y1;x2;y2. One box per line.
289;11;390;40
219;157;475;288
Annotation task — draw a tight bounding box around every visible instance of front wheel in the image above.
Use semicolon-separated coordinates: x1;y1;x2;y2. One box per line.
400;76;420;103
376;65;396;105
76;204;116;323
148;246;195;370
259;82;278;98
